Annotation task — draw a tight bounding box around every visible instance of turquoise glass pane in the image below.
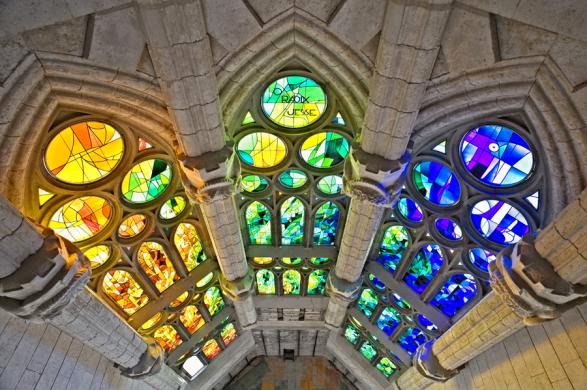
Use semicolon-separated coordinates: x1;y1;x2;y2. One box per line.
357;289;378;319
203;287;225;317
398;327;426;355
278;169;307;189
313;201;340;245
256;269;275;295
307;270;328;295
403;244;444;294
241;175;269;193
376;225;410;273
282;270;301;295
392;293;411;310
360;341;377;362
377;307;400;336
430;273;478;317
281;197;305;245
344;324;360;345
309;257;331;266
246;201;272;245
376;357;397;378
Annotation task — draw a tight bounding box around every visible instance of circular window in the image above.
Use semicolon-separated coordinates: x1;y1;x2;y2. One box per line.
241;175;269;193
83;244;112;269
412;160;461;207
396;197;424;223
316;175;343;195
237;132;287;168
49;196;112;242
278;169;308;189
159;196;187;220
300;132;349;168
118;214;148;239
434;218;463;241
121;159;172;204
470;199;530;245
468;247;496;273
261;75;327;128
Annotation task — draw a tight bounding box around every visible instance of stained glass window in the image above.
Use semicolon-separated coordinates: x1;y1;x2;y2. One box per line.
280;197;304;245
256;269;276;294
137;137;153;151
282;270;301;295
221;323;237;346
368;274;386;291
202;339;221;360
417;314;438;332
309;257;331;266
137;241;179;292
307;270;328;295
403;244;444;294
278;169;307;189
245;201;272;245
121;159;172;204
376;358;397;378
49;196;112;242
241;175;269;193
173;223;207;272
180;305;205;334
434;218;463;241
357;289;378;319
376;225;410;273
254;257;273;265
526;191;540;209
118;214;147;239
396;197;424;223
45;121;124;184
159;196;187;220
170;291;189;307
313;201;340;245
316;175;343;195
430;273;478;317
154;325;182;352
141;313;162;331
344;324;360;345
300;132;349;169
332;112;345;125
38;188;55;206
102;270;149;315
377;307;400;336
468;248;496;273
412;160;461;207
470;199;530;245
242;111;255;125
360;341;377;362
203;287;225;316
261;75;327;128
196;272;214;288
83;245;111;269
237;132;287;168
398;327;426;355
392;293;411;310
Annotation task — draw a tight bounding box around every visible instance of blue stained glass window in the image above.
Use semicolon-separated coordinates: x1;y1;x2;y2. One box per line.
398;327;427;355
368;274;386;291
430;273;478;317
357;289;378;319
417;314;438;332
313;201;340;245
376;225;410;273
392;293;411;310
412;160;461;206
470;199;530;245
460;125;534;187
280;197;305;245
403;244;444;294
468;247;496;273
435;218;463;241
377;307;401;336
397;197;424;222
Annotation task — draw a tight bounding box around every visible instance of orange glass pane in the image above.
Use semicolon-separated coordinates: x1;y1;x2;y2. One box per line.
221;323;237;346
202;339;221;360
170;291;189;307
137;241;180;292
102;270;149;315
49;196;112;242
180;305;206;334
154;325;183;352
173;223;207;272
118;214;147;239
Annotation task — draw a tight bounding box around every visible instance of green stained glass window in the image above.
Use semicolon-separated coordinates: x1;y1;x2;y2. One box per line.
121;159;172;204
256;269;275;295
246;201;272;245
376;225;410;273
203;287;224;317
300;132;349;169
242;111;255;125
237;132;287;169
360;341;377;362
344;324;360;345
317;175;343;195
313;201;340;245
376;357;397;378
282;269;301;295
307;270;328;295
241;175;269;193
309;257;331;266
282;257;302;265
159;196;187;220
278;169;307;189
280;197;304;245
357;288;378;319
261;75;327;128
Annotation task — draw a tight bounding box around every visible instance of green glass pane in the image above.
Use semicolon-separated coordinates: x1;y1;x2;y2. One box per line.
376;357;397;378
282;270;301;295
241;175;269;193
280;197;304;245
242;111;255;125
159;196;187;220
360;341;377;362
344;324;360;345
307;270;328;295
237;132;287;168
300;132;349;168
357;289;378;319
203;287;224;317
256;269;275;295
309;257;331;266
376;225;410;273
246;201;272;245
313;201;340;245
261;75;327;128
317;175;343;195
332;112;345;125
121;159;172;204
278;169;307;189
282;257;302;265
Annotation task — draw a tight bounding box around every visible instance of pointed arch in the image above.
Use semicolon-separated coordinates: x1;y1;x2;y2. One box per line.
280;197;305;245
313;201;340;245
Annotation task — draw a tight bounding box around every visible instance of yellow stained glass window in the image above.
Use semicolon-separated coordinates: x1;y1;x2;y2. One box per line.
242;111;255;125
154;325;183;352
202;339;221;360
253;257;273;265
180;305;206;334
45;121;124;184
159;196;187;220
170;291;189;307
38;188;55;206
102;269;149;315
49;196;112;242
140;312;162;331
196;272;214;288
118;214;147;239
121;159;172;204
83;245;111;269
173;223;207;272
137;241;180;292
236;132;287;168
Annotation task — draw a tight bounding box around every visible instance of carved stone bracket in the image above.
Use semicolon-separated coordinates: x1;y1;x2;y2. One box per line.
219;266;255;301
414;341;457;382
326;272;363;304
344;146;410;206
0;230;91;322
120;337;165;379
489;235;587;325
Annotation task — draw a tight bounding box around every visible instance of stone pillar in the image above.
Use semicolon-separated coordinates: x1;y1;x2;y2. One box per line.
0;196;184;388
397;188;587;389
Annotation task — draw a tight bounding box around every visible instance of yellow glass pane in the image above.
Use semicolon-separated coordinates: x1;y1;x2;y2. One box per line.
121;159;172;204
159;196;187;220
196;272;214;288
180;305;206;334
49;196;112;242
236;132;287;168
140;312;162;330
118;214;147;239
38;188;55;206
242;111;255;125
137;241;180;292
253;257;272;265
173;223;207;272
154;325;183;352
83;245;111;269
45;121;124;184
202;339;221;360
102;270;149;315
170;291;189;307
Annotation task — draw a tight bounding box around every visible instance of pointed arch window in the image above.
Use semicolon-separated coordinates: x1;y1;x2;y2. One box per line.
403;244;444;294
245;201;272;245
282;270;301;295
256;269;276;295
280;197;305;245
430;273;478;317
313;201;340;245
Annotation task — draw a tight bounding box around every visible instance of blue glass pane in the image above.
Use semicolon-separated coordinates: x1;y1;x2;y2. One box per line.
377;307;400;336
313;202;340;245
392;293;411;310
435;218;463;241
417;314;438;332
430;274;478;317
412;161;461;206
397;197;424;222
357;289;378;319
471;200;530;245
368;274;386;291
281;197;305;245
460;125;534;187
398;327;426;355
468;247;496;273
403;244;444;294
376;225;410;273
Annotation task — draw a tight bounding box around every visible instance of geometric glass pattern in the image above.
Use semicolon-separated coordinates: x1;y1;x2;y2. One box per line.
38;188;55;206
344;324;360;345
403;244;444;294
83;244;111;269
332;112;345;125
170;291;189;307
309;257;331;266
159;196;187;220
121;159;172;204
282;270;301;295
526;191;540;209
237;132;287;169
307;270;328;295
376;357;397;378
398;327;426;355
202;339;221;360
256;269;276;295
137;241;179;292
434;218;463;241
48;196;112;242
242;111;255;125
282;257;303;265
460;125;534;187
246;201;272;245
470;199;530;245
102;270;149;315
44;121;124;184
357;289;378;319
261;76;327;129
377;307;401;336
430;273;478;317
173;223;207;272
396;197;424;223
376;225;410;273
280;197;304;245
278;169;307;189
154;325;182;352
118;213;147;239
360;340;377;362
196;272;214;288
316;175;343;195
468;247;496;273
241;175;269;193
313;201;340;245
203;287;225;317
300;132;350;169
392;293;412;310
412;160;461;206
137;138;153;151
417;314;438;332
221;323;237;346
180;305;206;334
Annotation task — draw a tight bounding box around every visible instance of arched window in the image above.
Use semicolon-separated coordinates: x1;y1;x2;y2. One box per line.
174;222;207;272
430;274;478;317
245;201;272;245
402;244;444;294
307;270;328;295
375;225;410;273
357;289;378;319
398;327;427;355
180;305;205;334
376;307;401;336
280;197;305;245
137;241;179;293
282;269;301;295
102;269;149;315
154;325;183;352
203;287;225;317
256;269;276;295
313;201;340;245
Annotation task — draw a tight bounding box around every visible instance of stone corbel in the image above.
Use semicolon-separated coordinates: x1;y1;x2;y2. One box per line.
120;337;165;379
178;144;240;203
344;146;411;206
326;272;363;303
489;235;587;325
413;341;457;382
219;266;255;302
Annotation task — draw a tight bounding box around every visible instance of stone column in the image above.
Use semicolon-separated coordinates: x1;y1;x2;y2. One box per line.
397;188;587;389
0;196;184;388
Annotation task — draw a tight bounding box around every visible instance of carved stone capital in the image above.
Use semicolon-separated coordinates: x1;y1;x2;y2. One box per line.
179;144;240;203
326;273;362;304
219;266;254;301
0;231;91;322
414;341;457;382
489;236;587;325
120;337;164;378
344;146;410;206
